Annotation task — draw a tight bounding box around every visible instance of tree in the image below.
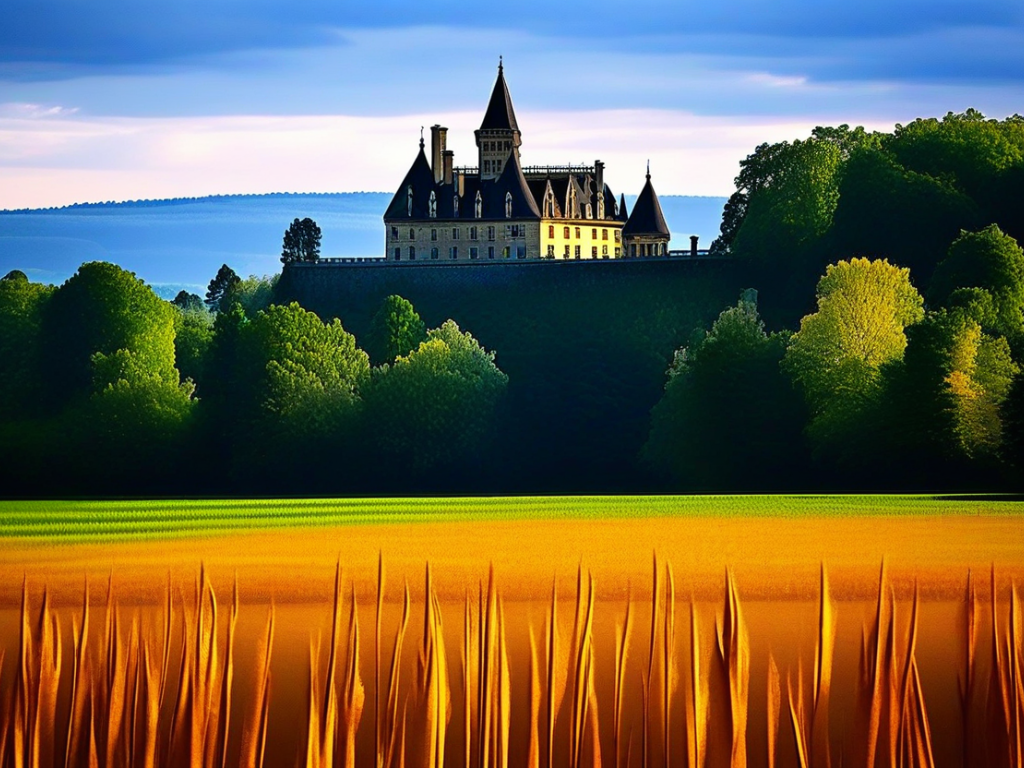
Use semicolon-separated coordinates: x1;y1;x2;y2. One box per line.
363;320;507;474
231;274;279;318
783;258;925;452
41;261;179;407
206;264;241;311
281;217;322;264
172;290;205;312
173;306;214;388
0;271;54;418
929;225;1024;342
643;292;807;489
366;294;427;364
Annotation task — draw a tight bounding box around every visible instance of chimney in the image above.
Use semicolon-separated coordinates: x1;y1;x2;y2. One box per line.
431;125;447;184
443;150;454;186
595;160;605;218
690;235;699;257
457;170;465;198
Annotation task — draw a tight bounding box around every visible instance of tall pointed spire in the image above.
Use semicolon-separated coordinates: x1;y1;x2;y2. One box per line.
479;59;519;132
623;167;670;237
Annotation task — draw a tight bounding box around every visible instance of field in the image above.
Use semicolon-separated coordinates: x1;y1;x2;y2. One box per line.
0;495;1022;768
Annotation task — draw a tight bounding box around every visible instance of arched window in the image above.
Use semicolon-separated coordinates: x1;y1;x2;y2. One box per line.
563;226;570;239
505;192;512;219
407;186;413;217
453;194;460;217
585;204;593;219
428;191;436;219
475;191;483;219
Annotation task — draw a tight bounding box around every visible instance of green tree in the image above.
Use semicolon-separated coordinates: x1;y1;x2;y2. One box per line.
366;294;427;364
231;274;279;318
0;271;54;418
205;264;241;311
172;290;205;312
929;225;1024;342
643;292;806;489
364;320;507;474
41;262;178;407
281;217;322;263
783;258;925;451
173;305;214;387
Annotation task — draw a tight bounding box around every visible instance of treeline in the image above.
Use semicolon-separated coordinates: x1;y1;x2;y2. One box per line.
2;108;1023;495
0;266;506;495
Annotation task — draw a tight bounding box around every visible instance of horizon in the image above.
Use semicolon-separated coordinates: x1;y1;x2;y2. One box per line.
2;1;1022;210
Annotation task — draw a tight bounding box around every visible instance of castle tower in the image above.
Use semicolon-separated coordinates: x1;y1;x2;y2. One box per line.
622;165;670;257
475;59;522;181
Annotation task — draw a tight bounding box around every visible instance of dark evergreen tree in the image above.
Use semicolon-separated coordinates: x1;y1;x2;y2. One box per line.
172;290;205;312
281;217;322;263
205;264;241;311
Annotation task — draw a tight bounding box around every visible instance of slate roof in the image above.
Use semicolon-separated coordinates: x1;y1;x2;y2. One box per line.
623;173;669;236
479;62;520;133
383;142;436;219
617;193;629;222
490;149;540;218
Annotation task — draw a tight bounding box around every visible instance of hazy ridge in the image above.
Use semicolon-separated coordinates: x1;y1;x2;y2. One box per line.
0;192;727;297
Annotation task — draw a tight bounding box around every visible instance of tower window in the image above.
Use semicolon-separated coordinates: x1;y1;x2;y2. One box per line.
428;191;436;218
487;226;495;241
470;226;478;240
505;192;512;219
488;246;495;259
393;247;400;260
431;247;438;260
409;228;415;239
391;226;398;240
431;228;437;241
475;192;483;219
451;246;458;260
470;247;479;259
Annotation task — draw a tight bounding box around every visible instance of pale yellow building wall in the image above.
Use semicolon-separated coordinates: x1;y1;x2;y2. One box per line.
539;219;623;260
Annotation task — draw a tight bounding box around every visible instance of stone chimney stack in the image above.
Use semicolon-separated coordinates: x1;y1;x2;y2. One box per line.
443;150;454;186
431;125;447;184
690;235;699;257
595;160;605;218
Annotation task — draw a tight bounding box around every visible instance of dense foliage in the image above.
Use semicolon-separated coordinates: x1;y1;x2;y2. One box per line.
4;108;1024;494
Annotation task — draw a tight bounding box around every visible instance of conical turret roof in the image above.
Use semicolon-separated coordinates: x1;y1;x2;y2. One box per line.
479;60;520;132
617;193;629;222
384;140;436;219
623;171;669;237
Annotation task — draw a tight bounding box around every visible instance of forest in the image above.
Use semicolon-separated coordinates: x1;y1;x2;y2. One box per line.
1;109;1023;495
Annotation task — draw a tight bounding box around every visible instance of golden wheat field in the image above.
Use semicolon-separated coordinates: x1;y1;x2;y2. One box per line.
0;496;1023;768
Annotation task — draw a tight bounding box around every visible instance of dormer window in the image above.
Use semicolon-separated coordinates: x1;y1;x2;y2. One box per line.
428;191;437;219
585;204;593;219
475;191;483;219
453;195;460;217
505;192;512;219
407;186;413;217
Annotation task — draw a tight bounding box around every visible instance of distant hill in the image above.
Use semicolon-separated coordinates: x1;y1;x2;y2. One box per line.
0;192;726;296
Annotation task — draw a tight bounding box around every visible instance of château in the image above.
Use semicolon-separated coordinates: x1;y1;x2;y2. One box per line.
383;61;671;263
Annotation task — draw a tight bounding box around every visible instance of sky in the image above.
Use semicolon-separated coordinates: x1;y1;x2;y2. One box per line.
1;0;1023;209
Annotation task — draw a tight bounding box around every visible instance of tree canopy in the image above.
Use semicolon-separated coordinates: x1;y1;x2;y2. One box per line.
366;294;427;365
206;264;241;311
281;217;322;264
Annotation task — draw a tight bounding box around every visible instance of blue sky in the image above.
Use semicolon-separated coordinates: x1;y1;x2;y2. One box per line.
2;0;1022;208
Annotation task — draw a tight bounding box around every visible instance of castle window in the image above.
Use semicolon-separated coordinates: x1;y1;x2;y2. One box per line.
409;228;415;239
602;244;608;257
431;229;437;241
564;245;570;258
615;247;621;257
391;226;398;240
502;246;510;258
488;246;495;259
614;230;621;243
431;247;439;260
475;192;483;219
393;247;400;260
574;245;581;259
586;204;593;219
453;195;460;217
548;225;554;239
547;244;555;258
592;246;598;258
592;228;597;239
575;227;581;239
409;246;416;259
407;186;413;216
563;226;570;239
452;228;459;240
451;246;458;259
428;191;436;218
470;247;479;260
470;226;478;240
484;160;490;173
487;226;495;241
505;193;512;218
517;246;526;259
602;229;608;241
